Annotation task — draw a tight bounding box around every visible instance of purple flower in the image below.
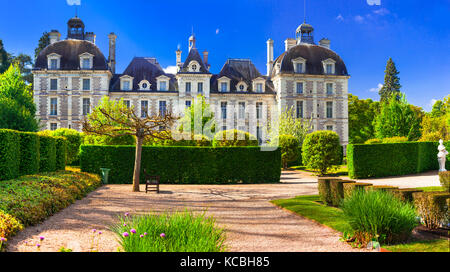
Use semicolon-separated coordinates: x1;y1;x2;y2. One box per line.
124;212;129;217
98;231;102;235
144;232;148;236
39;236;45;241
160;233;166;238
92;229;97;233
122;232;129;237
140;235;144;238
130;229;137;234
123;223;127;227
36;243;41;248
0;237;6;242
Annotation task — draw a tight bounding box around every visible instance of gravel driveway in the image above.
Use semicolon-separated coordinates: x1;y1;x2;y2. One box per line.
6;171;360;252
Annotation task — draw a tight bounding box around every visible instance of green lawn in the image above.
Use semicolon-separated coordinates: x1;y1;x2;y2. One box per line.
271;194;449;252
290;165;348;176
416;186;445;192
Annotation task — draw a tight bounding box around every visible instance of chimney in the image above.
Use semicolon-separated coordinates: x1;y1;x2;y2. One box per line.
319;38;331;49
49;30;61;44
176;48;182;65
284;38;296;51
108;32;117;74
203;50;210;71
266;38;274;76
85;32;96;44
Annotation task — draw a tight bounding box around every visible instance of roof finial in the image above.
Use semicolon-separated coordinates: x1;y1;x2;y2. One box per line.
304;0;306;23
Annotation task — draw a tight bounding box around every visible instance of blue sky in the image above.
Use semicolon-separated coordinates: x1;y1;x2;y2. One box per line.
1;0;449;111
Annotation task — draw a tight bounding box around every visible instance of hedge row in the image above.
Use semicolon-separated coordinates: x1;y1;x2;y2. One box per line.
0;129;67;181
80;145;281;184
347;141;450;179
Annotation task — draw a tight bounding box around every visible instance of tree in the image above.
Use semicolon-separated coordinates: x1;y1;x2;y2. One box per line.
379;58;401;103
10;53;33;84
0;64;39;131
302;131;342;176
177;95;215;139
83;96;178;192
35;32;50;60
420;95;450;141
267;106;311;147
0;39;10;74
348;94;379;144
374;93;420;140
276;135;300;169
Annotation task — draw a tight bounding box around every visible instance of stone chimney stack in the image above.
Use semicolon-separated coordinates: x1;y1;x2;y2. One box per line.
203;50;210;71
266;38;274;76
176;48;182;65
49;30;61;45
319;38;331;49
85;32;96;44
284;38;297;51
108;32;117;74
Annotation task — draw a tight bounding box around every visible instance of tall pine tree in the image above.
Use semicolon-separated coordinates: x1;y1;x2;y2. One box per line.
379;58;401;103
0;39;10;74
34;32;50;60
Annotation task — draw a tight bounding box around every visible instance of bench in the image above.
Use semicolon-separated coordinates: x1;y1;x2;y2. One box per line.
143;169;160;194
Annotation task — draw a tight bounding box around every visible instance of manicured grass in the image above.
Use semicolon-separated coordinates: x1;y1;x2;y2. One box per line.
271;195;352;234
111;210;227;252
290;165;348;176
415;186;444;192
271;194;449;252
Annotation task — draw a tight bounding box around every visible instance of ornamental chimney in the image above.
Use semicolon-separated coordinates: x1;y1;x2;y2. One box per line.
49;30;61;44
108;32;117;74
284;38;296;51
319;38;331;49
203;50;210;71
266;38;274;76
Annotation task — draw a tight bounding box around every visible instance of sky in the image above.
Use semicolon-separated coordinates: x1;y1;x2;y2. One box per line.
0;0;449;111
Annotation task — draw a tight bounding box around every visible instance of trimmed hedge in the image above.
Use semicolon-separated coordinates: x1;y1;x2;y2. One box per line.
80;145;281;184
343;182;373;198
365;185;399;193
393;189;424;203
39;136;57;172
330;179;355;207
348;141;450;179
55;137;67;170
413;191;450;229
0;130;20;181
439;171;450;192
18;132;40;176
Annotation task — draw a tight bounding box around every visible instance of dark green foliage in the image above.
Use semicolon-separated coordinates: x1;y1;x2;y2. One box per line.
330;179;355;207
341;190;417;245
55;137;67;170
80;146;281;184
35;32;50;60
83;134;136;146
393;189;424;203
302;131;342;175
413;191;450;229
343;182;373;198
50;129;82;165
18;132;40;175
0;129;20;180
39;136;56;172
212;129;258;147
277;135;300;169
348;94;379;144
379;58;401;103
439;171;449;192
348;141;450;179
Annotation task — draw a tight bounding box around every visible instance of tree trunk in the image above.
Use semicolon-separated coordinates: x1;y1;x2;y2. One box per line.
132;136;143;192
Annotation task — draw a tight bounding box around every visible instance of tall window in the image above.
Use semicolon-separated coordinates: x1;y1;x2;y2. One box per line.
326;83;333;95
160;81;167;91
50;59;58;70
82;79;90;91
296;63;303;73
221;102;227;120
297;101;303;118
326;101;333;118
50;123;58;131
296;82;304;94
185;82;191;94
159;101;167;117
82;58;91;69
185;100;191;108
256;83;263;93
221;82;227;92
82;98;90;116
123;80;131;91
326;64;333;74
50;79;58;90
198;82;203;95
50;98;58;115
141;101;148;118
256;102;263;119
238;102;245;119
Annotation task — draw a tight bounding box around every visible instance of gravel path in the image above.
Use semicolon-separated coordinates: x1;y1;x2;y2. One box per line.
6;171;360;252
351;171;441;188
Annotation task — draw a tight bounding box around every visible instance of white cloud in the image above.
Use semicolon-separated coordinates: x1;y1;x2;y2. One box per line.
373;8;390;16
67;0;81;5
336;14;344;21
164;66;178;74
369;83;383;93
354;15;365;23
367;0;381;6
215;28;220;35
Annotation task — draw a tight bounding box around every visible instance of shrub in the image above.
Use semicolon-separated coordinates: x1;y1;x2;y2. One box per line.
341;190;417;245
0;210;23;243
347;141;450;179
330;179;355;207
302;131;342;175
55;137;67;170
365;185;399;193
83;134;136;146
317;178;335;205
80;145;281;184
420;132;441;142
17;132;40;176
212;129;258;147
393;189;424;203
439;171;450;192
0;129;20;181
39;136;57;172
365;138;382;144
50;129;82;165
275;135;300;169
111;210;226;252
413;191;450;229
382;136;408;143
343;182;373;198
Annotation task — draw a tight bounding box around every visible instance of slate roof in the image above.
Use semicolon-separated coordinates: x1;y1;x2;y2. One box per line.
178;48;210;74
34;40;108;70
272;43;348;77
210;59;275;94
110;57;178;91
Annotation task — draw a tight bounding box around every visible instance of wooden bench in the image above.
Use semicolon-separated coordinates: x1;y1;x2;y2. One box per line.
143;169;160;194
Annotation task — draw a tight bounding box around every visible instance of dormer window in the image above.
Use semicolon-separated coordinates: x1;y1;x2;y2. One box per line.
50;59;58;69
82;58;91;69
217;77;231;93
120;75;134;91
138;80;151;91
79;52;94;70
256;83;263;93
237;81;248;92
156;75;170;91
47;53;61;70
188;61;200;72
326;64;333;74
292;57;306;73
160;81;167;91
123;81;131;90
221;82;228;92
252;77;266;93
322;58;336;75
